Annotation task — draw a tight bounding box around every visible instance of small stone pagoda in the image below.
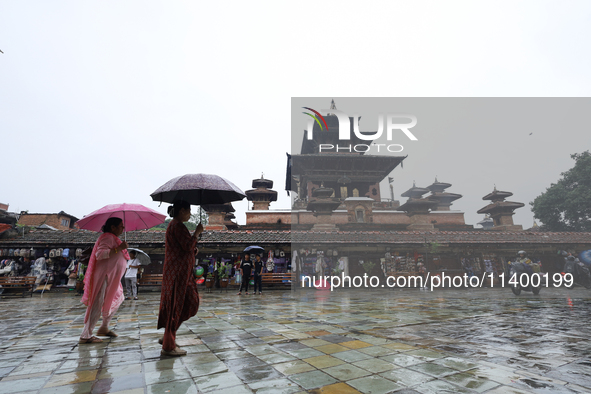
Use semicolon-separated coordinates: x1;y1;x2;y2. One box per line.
202;203;235;231
306;184;341;231
477;215;494;230
397;182;438;230
245;175;278;210
477;188;524;231
426;178;462;211
224;212;238;230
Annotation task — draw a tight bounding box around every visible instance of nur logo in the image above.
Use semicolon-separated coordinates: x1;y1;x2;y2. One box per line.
302;107;418;153
302;107;329;132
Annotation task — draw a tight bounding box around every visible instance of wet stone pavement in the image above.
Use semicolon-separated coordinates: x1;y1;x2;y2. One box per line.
0;287;590;394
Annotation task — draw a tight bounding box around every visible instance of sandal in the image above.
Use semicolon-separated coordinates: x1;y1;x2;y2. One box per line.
79;336;103;344
161;346;187;357
97;330;118;337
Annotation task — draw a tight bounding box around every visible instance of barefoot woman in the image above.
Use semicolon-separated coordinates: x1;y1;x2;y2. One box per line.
158;200;203;356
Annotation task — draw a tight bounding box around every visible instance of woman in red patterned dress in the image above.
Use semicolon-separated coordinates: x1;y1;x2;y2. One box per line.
158;200;204;356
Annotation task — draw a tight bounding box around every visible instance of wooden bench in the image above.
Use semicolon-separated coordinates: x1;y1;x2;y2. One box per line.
138;274;163;291
0;276;36;298
261;273;292;286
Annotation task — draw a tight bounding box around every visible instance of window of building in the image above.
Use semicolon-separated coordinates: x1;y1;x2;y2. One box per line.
352;188;359;197
356;209;364;223
61;219;69;227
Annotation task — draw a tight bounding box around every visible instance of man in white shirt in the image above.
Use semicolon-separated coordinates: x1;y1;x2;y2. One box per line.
125;250;141;300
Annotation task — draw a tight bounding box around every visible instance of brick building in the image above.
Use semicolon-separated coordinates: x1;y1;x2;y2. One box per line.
17;211;79;230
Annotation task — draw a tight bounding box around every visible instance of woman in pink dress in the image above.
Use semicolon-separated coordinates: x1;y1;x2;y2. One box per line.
158;200;203;356
79;217;129;344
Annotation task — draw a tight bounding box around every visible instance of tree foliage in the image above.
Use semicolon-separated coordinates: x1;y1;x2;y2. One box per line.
530;151;591;232
149;206;209;231
187;209;209;231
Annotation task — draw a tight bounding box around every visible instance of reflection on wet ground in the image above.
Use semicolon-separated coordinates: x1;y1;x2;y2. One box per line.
0;287;590;393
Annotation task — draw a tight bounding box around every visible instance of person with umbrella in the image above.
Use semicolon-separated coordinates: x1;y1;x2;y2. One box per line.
79;217;129;344
158;200;204;356
124;250;141;300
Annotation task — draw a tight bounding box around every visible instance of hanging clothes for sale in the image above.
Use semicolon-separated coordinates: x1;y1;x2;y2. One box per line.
266;250;274;272
338;256;349;276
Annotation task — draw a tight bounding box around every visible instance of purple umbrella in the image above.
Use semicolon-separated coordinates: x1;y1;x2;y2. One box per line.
150;174;246;206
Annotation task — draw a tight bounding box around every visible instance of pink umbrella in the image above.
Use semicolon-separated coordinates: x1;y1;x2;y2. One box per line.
76;203;166;239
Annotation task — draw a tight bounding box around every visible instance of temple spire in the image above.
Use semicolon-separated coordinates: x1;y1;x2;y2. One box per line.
327;99;337;116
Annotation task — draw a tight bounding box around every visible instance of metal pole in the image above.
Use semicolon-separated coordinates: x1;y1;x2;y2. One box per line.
40;272;49;298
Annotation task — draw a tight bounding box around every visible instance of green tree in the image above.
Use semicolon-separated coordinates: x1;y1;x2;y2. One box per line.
530;151;591;232
188;208;208;230
150;218;171;230
149;207;209;231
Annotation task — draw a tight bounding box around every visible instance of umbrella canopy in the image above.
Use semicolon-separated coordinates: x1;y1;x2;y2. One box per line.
580;250;591;265
76;203;166;232
128;248;152;265
150;174;246;206
244;245;264;253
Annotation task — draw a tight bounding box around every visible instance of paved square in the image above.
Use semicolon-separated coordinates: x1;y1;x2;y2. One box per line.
0;287;590;393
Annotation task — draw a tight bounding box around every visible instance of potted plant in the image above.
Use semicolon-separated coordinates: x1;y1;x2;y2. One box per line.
219;263;230;288
75;264;86;294
361;260;375;274
205;272;214;288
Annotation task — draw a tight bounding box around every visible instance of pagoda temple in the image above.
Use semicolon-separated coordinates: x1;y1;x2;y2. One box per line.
203;203;235;231
477;187;524;231
245;175;278;211
291;101;405;206
397;182;439;230
289;101;406;228
246;101;470;231
426;178;462;211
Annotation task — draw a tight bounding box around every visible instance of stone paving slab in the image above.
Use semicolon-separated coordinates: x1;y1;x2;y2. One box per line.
0;287;590;393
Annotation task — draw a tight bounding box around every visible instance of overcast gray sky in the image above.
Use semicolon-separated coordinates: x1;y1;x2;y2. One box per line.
2;1;591;227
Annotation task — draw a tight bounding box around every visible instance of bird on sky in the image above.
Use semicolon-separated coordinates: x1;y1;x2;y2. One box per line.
0;49;3;54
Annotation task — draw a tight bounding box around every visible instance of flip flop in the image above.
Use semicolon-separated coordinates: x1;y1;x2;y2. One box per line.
79;336;103;344
97;330;118;337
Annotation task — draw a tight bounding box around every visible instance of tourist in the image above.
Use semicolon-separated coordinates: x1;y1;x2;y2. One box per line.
79;217;129;344
158;200;204;357
253;254;264;295
124;250;141;300
237;253;252;295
